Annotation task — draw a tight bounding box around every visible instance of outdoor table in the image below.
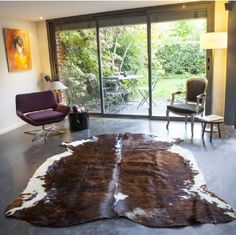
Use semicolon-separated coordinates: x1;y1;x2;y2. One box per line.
103;74;142;95
118;75;142;80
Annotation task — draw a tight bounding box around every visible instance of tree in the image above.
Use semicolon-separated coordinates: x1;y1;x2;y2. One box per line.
57;29;99;104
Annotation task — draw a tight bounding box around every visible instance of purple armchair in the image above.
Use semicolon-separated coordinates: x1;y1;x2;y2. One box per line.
16;90;70;142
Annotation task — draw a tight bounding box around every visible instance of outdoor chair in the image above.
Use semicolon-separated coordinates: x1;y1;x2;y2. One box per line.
16;90;70;142
86;74;99;96
137;75;158;108
103;76;127;112
166;77;208;137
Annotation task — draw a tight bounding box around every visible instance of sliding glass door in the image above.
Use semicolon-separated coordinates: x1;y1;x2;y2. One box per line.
99;16;148;115
150;18;207;117
55;22;101;113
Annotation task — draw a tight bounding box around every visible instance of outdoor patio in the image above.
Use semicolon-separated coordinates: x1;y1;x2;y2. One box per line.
89;97;170;117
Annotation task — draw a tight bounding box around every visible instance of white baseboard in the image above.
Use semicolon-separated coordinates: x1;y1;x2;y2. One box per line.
0;121;25;135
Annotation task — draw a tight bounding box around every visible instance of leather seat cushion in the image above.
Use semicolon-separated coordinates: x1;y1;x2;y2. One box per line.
167;103;204;114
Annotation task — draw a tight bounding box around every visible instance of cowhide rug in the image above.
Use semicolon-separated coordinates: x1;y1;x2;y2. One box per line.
5;133;235;227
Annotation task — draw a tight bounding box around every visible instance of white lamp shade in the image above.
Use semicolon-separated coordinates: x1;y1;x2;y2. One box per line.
200;32;227;49
49;81;67;90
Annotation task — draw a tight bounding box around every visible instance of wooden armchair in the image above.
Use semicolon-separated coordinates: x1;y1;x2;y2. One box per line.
166;78;208;137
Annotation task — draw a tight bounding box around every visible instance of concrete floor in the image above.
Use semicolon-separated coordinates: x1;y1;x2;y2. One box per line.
0;117;236;235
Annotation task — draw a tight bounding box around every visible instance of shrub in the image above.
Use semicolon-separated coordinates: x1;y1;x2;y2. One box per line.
156;42;205;75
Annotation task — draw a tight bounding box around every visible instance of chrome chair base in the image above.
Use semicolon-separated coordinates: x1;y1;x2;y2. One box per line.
24;125;66;142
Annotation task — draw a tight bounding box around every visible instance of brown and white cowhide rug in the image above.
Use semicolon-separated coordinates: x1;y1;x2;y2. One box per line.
5;133;235;227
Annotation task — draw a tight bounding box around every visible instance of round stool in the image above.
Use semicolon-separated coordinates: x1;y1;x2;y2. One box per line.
198;115;224;142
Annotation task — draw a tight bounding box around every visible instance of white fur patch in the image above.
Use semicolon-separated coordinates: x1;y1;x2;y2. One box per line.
153;136;173;143
5;151;72;216
113;138;129;206
125;207;169;220
114;192;128;206
168;145;235;219
62;136;98;147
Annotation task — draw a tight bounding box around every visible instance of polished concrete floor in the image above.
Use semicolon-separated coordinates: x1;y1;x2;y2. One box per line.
0;117;236;235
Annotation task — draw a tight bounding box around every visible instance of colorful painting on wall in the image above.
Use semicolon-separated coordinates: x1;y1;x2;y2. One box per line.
4;28;32;72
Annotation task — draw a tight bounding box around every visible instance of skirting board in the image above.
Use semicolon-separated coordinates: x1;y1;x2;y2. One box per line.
0;121;25;135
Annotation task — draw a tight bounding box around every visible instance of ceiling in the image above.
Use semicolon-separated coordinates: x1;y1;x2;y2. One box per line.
0;1;198;22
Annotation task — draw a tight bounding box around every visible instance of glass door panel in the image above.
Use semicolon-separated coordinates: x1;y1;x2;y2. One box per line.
56;27;101;113
151;18;207;117
99;23;148;115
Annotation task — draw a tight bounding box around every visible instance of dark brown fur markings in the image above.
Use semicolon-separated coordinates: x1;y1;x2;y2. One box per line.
5;133;235;227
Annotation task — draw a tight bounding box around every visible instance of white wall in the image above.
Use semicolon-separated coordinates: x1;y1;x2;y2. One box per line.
0;19;43;134
36;21;51;80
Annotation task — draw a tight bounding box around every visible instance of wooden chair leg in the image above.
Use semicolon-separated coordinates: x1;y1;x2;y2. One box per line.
202;122;206;138
185;116;187;126
210;123;213;142
166;109;170;129
191;115;195;137
218;123;221;138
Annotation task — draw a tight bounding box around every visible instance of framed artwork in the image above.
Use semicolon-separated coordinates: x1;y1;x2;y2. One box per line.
4;28;32;72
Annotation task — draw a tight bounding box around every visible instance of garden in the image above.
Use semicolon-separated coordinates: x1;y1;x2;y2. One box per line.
56;19;206;115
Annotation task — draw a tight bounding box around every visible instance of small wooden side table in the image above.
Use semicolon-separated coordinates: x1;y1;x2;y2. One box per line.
198;115;224;142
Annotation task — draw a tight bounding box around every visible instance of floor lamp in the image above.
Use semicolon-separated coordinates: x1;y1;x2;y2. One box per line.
200;32;227;69
48;81;68;103
200;32;227;50
200;32;227;114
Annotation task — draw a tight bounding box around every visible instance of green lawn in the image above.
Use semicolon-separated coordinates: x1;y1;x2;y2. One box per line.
153;78;186;99
134;73;205;100
82;73;206;106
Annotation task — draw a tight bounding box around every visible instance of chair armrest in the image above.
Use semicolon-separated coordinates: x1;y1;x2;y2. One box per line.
16;111;35;125
196;93;206;112
196;93;206;105
16;110;24;118
54;105;70;114
171;91;186;104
